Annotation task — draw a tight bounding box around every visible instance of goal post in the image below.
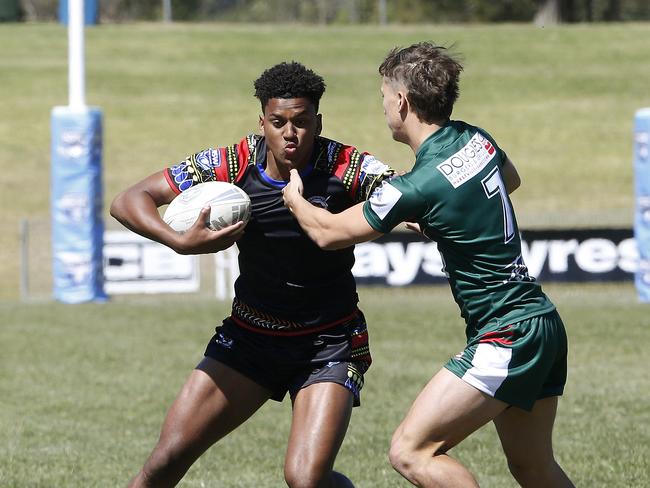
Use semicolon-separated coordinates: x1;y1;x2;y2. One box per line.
51;0;106;303
634;108;650;302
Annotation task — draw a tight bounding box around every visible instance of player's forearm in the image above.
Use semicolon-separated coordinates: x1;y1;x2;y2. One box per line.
110;190;181;250
289;197;383;250
288;196;349;250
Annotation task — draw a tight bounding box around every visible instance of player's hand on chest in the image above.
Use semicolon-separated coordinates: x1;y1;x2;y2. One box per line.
244;175;351;236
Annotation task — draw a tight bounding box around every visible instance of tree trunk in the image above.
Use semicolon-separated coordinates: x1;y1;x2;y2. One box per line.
348;0;359;23
162;0;172;22
317;0;328;24
534;0;561;26
561;0;578;22
604;0;621;21
534;0;584;24
378;0;387;24
585;0;594;22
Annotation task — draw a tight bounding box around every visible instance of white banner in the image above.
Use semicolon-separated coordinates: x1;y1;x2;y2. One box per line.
104;230;199;294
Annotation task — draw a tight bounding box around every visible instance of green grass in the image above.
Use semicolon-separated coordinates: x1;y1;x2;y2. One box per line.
2;22;649;487
2;23;649;487
1;283;649;487
1;22;650;298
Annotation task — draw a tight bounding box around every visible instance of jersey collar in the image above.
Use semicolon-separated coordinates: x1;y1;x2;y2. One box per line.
416;120;452;160
256;137;317;188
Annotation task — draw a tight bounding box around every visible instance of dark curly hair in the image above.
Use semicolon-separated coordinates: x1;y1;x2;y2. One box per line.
254;62;326;112
379;42;463;123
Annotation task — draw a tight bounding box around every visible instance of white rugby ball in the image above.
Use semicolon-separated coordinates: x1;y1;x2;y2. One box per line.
163;181;251;232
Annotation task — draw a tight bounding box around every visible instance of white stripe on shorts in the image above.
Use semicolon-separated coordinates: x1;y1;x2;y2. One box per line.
461;343;512;397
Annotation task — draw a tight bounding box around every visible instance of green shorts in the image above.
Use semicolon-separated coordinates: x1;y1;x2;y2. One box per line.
445;309;568;411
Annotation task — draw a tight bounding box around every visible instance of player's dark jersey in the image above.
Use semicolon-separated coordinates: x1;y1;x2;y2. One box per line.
165;135;394;334
363;120;554;338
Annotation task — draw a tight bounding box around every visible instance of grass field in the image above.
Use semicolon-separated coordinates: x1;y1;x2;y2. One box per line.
1;22;650;299
1;284;649;487
1;21;650;487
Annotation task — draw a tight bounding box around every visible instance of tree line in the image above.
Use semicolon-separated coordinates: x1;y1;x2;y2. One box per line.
11;0;650;23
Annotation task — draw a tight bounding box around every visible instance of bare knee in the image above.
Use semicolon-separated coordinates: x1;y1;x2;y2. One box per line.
390;428;467;488
508;461;541;486
284;465;347;488
389;431;442;484
506;456;559;486
388;433;414;478
136;438;193;488
284;471;322;488
284;468;322;488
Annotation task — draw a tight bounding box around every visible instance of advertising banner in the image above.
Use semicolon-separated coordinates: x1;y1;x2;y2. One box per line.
101;229;637;296
352;229;637;286
103;231;199;294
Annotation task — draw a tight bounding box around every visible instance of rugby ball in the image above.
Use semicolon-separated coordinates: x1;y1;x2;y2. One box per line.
163;181;251;232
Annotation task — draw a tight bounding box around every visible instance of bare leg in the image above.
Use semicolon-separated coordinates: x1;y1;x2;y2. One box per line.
494;396;574;488
284;382;355;488
128;357;271;488
389;368;508;488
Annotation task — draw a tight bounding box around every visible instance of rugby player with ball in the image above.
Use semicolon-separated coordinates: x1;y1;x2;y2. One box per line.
110;62;394;488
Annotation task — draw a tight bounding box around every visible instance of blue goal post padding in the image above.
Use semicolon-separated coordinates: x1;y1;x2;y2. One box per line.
51;106;107;303
634;108;650;302
58;0;99;25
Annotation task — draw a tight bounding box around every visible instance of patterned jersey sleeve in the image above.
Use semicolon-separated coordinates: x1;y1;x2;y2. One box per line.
320;138;395;204
362;174;428;234
163;135;258;194
354;153;396;203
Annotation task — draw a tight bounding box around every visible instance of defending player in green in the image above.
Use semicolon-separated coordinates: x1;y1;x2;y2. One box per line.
283;42;575;488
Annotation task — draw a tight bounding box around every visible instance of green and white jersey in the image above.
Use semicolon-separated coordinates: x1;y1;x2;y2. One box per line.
363;120;555;338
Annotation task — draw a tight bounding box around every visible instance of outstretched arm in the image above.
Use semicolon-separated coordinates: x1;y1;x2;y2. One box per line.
282;169;383;250
110;170;244;255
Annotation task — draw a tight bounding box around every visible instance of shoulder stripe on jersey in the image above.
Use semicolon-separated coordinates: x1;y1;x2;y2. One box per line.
339;147;362;197
221;135;258;184
226;144;239;183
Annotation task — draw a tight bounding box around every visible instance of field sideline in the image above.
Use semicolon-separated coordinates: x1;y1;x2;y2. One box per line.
1;284;649;486
1;22;650;299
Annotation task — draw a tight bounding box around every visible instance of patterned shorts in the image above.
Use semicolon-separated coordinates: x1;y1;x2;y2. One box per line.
445;309;568;411
204;310;371;406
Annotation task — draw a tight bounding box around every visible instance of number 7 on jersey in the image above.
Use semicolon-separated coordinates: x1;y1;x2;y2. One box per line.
481;166;515;243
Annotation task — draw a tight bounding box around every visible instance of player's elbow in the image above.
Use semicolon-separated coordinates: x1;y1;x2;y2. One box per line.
502;158;521;194
110;191;132;224
302;210;356;250
308;229;348;251
321;240;347;251
109;192;125;220
312;234;340;251
507;175;521;194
